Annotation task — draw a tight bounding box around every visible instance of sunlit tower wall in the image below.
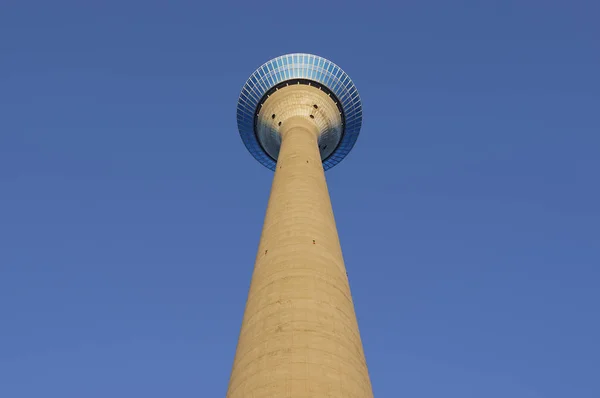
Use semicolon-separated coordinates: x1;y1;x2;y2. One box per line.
227;53;373;398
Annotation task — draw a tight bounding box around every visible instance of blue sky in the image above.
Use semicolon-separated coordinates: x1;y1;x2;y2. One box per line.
1;1;598;397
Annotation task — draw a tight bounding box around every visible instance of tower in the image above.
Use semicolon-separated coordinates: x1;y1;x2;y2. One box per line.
228;54;373;397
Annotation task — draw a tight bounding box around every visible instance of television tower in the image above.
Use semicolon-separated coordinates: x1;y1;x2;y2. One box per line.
228;53;373;397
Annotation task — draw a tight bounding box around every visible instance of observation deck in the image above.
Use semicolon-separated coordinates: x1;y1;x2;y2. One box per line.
236;53;362;171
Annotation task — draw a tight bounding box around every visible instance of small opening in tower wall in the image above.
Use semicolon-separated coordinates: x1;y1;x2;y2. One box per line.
313;104;318;109
271;114;276;119
309;115;315;119
278;121;281;126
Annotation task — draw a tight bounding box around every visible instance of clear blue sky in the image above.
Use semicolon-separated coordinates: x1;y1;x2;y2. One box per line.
1;1;598;397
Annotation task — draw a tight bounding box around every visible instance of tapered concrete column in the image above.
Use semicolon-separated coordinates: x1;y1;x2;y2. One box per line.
226;117;373;397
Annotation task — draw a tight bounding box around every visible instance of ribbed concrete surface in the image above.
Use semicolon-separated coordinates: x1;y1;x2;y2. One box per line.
226;117;373;397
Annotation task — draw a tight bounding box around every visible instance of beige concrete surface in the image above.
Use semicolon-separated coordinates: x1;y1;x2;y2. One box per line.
226;116;373;397
255;84;343;162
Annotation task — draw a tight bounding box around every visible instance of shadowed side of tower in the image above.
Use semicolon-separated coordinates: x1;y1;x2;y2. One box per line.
229;54;372;397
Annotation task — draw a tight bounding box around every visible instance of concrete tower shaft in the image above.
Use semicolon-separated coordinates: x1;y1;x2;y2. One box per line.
226;115;373;397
